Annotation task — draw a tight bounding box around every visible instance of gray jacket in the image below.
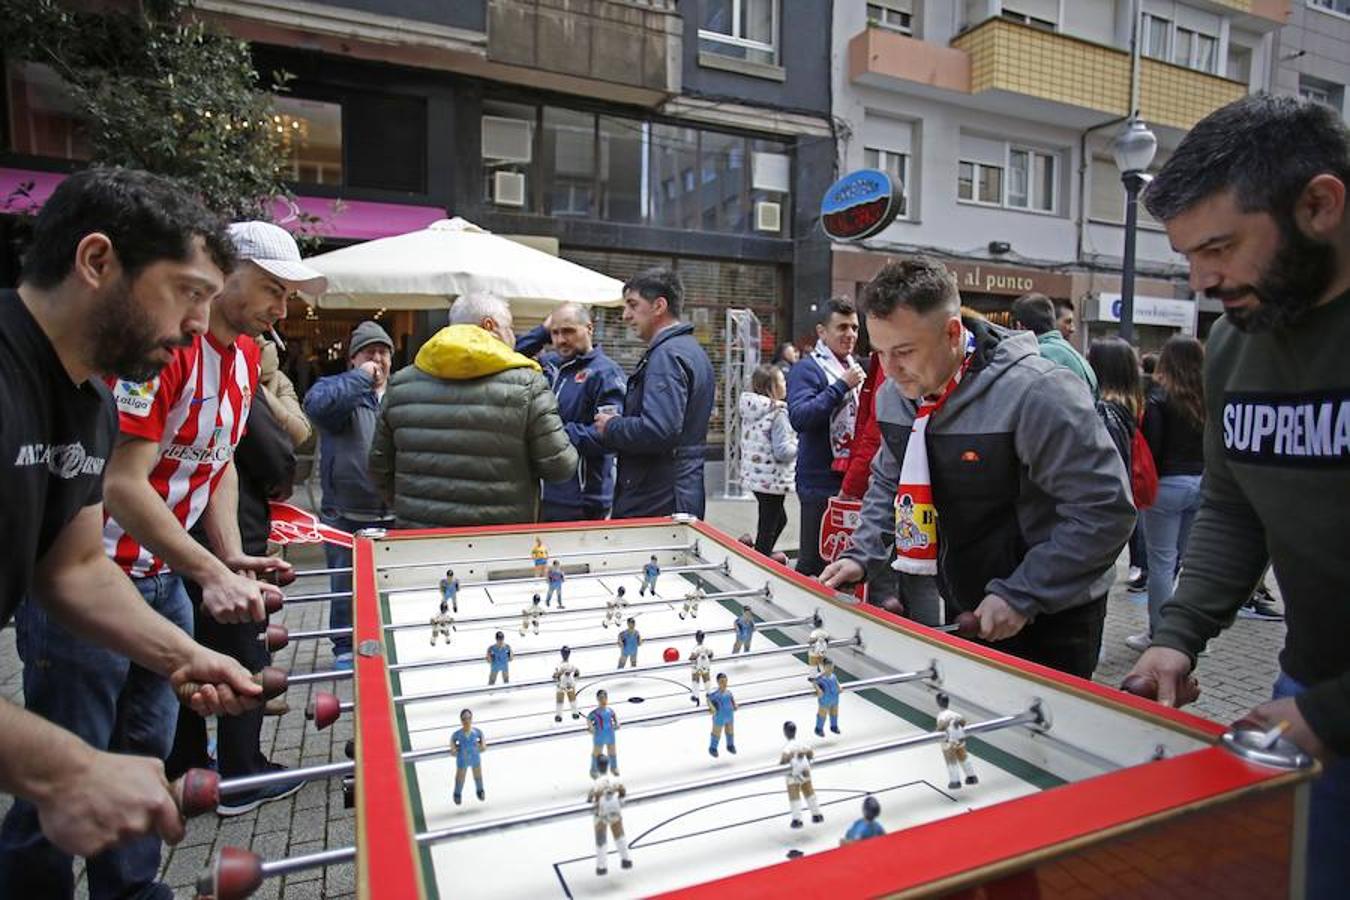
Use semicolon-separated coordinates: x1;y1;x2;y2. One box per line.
845;321;1132;619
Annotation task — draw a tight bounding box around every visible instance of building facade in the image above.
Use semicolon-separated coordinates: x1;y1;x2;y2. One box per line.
1;0;837;441
831;0;1290;350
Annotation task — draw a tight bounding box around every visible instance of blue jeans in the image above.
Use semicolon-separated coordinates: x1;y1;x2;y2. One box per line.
0;574;192;900
321;512;393;657
1140;474;1202;634
1273;672;1350;899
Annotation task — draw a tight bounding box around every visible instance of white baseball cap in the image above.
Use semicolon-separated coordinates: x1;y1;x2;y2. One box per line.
228;221;328;296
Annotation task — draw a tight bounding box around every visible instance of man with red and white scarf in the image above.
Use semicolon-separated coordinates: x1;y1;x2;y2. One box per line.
787;297;866;577
822;259;1133;678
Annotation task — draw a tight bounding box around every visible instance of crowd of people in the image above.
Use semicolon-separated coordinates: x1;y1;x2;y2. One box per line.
0;92;1346;898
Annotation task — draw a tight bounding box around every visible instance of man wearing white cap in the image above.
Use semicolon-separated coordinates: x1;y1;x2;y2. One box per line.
0;221;328;895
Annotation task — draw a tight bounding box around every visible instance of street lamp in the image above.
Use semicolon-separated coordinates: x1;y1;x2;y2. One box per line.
1112;117;1158;344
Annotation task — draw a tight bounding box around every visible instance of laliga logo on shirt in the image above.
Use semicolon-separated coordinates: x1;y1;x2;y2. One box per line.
114;377;159;418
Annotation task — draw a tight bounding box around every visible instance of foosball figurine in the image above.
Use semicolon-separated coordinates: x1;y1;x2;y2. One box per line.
439;568;460;614
545;560;565;608
430;601;456;646
679;586;705;620
451;708;486;805
486;632;512;685
808;614;830;670
935;692;979;790
602;586;628;628
780;720;824;828
812;657;842;737
532;537;549;577
587;754;633;875
554;645;581;722
688;630;714;702
707;672;737;757
588;689;620;778
520;595;543;636
639;555;660;596
617;618;641;668
841;796;885;844
732;605;755;653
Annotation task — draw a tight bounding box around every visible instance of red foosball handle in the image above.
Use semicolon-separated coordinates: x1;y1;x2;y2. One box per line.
306;691;342;730
197;846;264;900
951;611;980;638
175;768;221;818
261;623;289;651
1120;673;1201;706
177;666;289;706
264;567;297;588
264;593;284;615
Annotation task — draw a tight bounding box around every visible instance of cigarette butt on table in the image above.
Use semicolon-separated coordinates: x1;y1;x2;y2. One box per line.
1260;720;1290;749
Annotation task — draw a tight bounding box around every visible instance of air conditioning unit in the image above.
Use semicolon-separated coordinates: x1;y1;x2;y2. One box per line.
755;200;782;233
494;171;526;207
482;115;533;162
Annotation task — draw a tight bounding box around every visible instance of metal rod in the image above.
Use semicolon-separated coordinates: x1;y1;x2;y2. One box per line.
282;561;725;604
353;636;857;714
287;541;699;580
284;614;810;686
220;661;920;796
251;705;1043;881
281;588;768;641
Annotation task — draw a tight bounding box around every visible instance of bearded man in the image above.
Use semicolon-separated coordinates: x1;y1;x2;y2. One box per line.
1123;94;1350;899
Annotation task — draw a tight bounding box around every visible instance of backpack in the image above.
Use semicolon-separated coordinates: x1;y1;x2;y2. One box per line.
1131;416;1159;509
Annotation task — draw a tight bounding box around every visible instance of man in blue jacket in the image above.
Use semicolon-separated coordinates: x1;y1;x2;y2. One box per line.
596;268;714;519
516;302;626;521
788;297;864;576
301;321;395;668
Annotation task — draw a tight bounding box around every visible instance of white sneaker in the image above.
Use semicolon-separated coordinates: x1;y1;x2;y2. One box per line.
1127;566;1142;583
1124;633;1151;653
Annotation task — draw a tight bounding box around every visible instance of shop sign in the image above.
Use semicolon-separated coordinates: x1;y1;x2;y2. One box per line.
821;169;900;241
1095;293;1195;332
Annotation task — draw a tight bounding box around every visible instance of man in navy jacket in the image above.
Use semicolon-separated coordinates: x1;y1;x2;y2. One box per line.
788;297;864;576
596;268;714;519
516;302;626;521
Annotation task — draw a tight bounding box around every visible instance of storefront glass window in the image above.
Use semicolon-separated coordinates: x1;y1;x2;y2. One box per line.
272;95;343;186
6;61;91;161
597;115;644;224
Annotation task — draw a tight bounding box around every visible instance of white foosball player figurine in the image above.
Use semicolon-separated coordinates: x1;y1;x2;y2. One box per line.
553;645;582;722
587;754;632;876
935;692;979;790
688;630;714;702
780;720;824;828
807;614;830;670
430;601;456;646
602;586;628;628
679;587;705;620
520;594;543;636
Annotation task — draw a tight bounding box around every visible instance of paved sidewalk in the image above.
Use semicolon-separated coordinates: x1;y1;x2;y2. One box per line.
0;490;1287;898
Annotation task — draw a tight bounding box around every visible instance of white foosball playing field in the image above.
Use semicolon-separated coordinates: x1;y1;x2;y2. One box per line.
191;517;1316;900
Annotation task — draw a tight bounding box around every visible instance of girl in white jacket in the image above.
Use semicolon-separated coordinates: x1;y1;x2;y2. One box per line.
739;364;798;555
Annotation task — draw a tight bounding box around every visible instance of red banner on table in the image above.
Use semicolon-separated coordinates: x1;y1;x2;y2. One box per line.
268;501;353;549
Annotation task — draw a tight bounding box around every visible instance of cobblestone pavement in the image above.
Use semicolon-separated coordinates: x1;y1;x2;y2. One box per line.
0;492;1287;898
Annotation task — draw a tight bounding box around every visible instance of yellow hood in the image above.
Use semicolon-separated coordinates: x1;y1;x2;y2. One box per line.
414;324;542;380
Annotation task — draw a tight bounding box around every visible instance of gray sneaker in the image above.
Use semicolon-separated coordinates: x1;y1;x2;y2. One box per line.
1124;632;1151;653
1238;588;1283;620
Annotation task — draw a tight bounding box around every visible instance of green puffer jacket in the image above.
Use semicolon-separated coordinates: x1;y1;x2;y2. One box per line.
369;324;578;527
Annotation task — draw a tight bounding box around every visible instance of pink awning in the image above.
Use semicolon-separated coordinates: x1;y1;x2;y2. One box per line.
1;167;445;241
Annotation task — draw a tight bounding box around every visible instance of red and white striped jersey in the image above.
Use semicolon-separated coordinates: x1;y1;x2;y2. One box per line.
103;334;261;577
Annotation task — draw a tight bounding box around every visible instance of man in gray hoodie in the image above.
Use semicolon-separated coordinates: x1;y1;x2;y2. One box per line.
302;321;395;668
822;259;1133;678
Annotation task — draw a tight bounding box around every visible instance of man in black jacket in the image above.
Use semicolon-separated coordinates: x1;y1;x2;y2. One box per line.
596;268;714;518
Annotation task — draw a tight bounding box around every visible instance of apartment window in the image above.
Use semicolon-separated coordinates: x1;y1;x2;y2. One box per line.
1309;0;1350;15
1142;14;1170;61
958;161;1003;206
5;61;91;161
650;123;699;229
597;115;644;224
863;147;909;217
1172;27;1217;73
866;1;913;35
1001;7;1056;31
1008;148;1056;212
1090;155;1163;227
1299;75;1344;110
1227;44;1253;83
699;0;778;65
270;96;342;186
542;107;595;218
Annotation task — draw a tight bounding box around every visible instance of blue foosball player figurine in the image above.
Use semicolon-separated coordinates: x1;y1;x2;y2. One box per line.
841;796;885;844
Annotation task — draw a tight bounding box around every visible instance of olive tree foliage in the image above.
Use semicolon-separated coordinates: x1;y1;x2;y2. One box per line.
0;0;309;223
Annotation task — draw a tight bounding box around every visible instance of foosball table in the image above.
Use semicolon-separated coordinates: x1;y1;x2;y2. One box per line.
181;516;1315;898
